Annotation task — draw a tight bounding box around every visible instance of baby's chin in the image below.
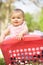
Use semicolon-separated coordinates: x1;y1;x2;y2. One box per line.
13;23;21;26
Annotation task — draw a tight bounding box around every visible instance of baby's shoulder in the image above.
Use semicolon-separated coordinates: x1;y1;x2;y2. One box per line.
22;21;27;26
8;23;13;29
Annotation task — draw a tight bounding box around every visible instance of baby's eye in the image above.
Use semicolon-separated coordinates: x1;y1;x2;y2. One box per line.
17;17;20;19
12;17;15;19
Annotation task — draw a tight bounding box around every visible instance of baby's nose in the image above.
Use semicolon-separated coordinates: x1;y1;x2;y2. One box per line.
14;18;18;22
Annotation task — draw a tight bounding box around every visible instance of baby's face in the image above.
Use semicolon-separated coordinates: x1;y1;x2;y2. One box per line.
11;11;24;26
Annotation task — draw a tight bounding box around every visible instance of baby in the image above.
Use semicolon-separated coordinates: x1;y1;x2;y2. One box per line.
0;9;28;42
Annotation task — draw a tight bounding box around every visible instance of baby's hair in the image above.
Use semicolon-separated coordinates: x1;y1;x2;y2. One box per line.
10;9;24;18
14;9;24;15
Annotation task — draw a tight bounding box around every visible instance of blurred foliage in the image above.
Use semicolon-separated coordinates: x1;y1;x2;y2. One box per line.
38;8;43;31
25;13;33;32
0;3;6;21
25;8;43;32
25;13;40;32
0;0;14;22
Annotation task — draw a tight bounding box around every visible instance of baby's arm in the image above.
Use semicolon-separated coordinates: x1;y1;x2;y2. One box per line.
20;22;28;35
0;28;10;42
17;24;28;39
19;26;28;36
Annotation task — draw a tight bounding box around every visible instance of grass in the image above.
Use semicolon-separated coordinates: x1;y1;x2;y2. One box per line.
0;58;5;65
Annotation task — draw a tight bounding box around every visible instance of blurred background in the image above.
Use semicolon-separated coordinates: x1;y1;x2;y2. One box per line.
0;0;43;34
0;0;43;61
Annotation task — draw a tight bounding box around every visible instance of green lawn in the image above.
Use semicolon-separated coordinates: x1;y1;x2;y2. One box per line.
0;58;5;65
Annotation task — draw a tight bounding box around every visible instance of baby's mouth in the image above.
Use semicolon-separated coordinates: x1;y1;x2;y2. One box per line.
14;21;18;23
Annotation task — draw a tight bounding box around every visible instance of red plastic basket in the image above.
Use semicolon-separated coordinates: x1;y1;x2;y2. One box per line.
1;35;43;65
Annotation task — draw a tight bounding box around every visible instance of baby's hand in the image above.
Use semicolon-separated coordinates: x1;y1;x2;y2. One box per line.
16;33;23;40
